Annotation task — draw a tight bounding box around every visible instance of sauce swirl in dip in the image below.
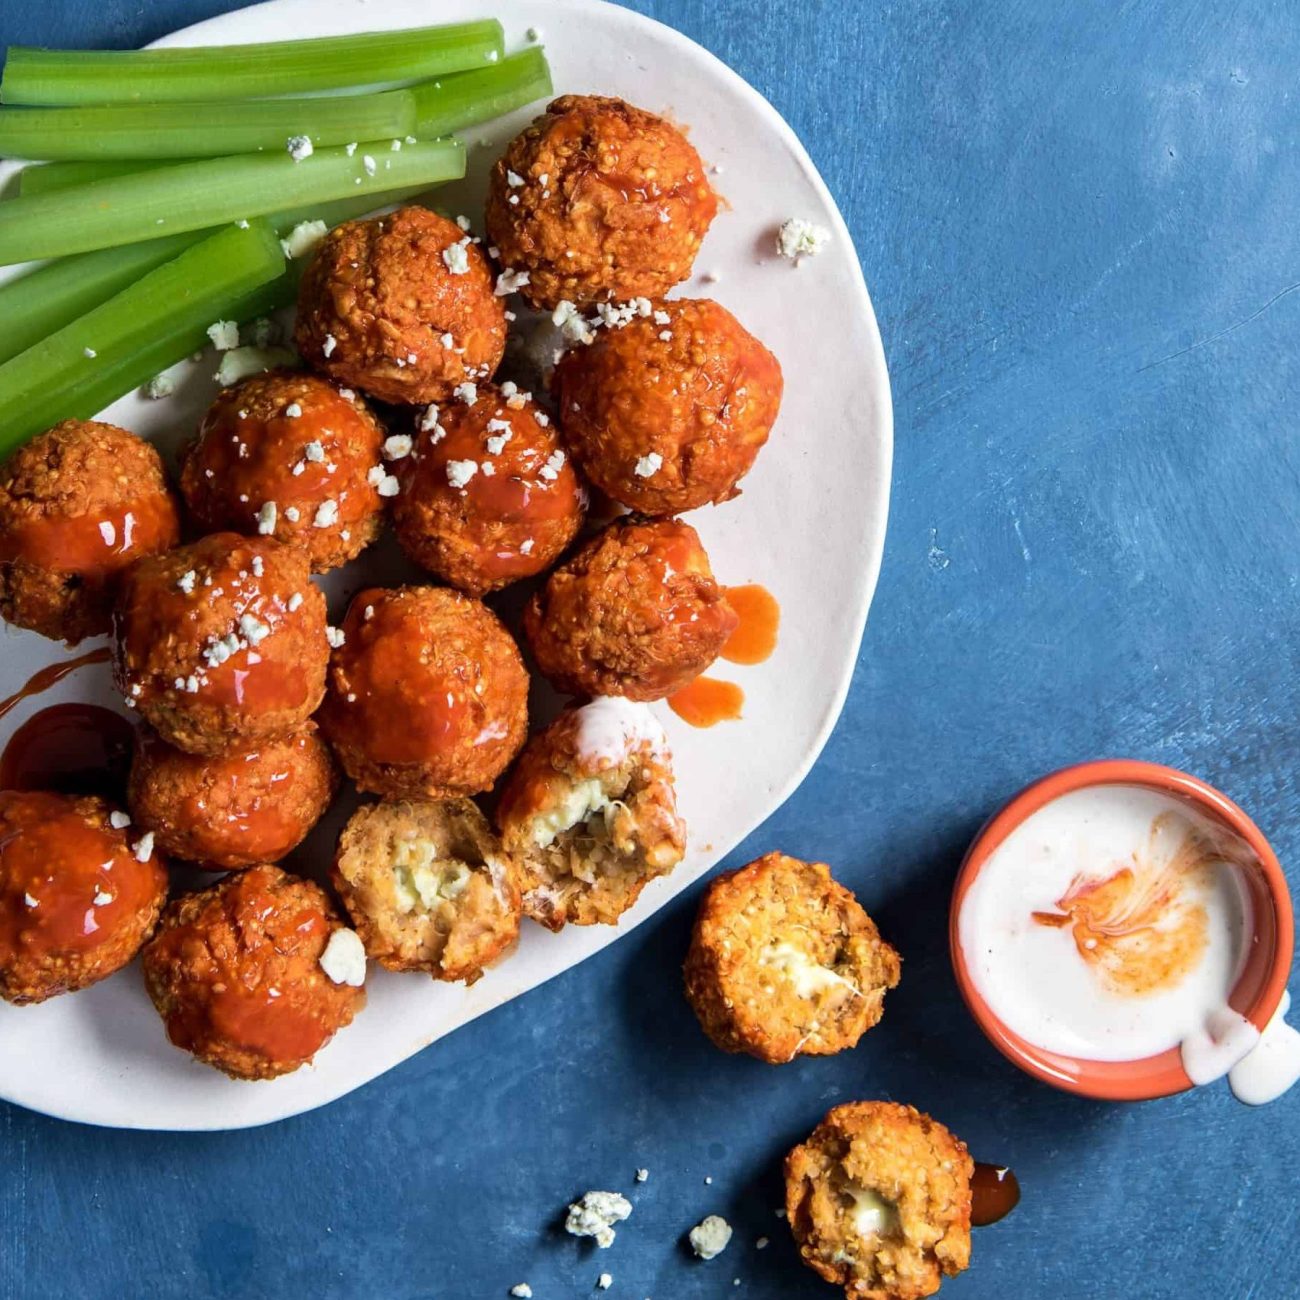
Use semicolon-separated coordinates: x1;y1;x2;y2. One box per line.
958;784;1257;1068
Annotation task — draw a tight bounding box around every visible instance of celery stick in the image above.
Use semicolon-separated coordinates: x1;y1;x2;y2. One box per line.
20;159;176;196
412;46;553;138
0;221;284;454
0;234;196;366
1;21;505;106
0;138;464;265
68;275;296;417
0;184;432;366
0;89;416;161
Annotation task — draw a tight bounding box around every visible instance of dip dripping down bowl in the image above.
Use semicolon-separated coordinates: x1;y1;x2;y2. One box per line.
949;759;1294;1102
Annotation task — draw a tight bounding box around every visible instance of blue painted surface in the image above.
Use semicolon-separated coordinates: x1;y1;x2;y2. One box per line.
3;1;1299;1297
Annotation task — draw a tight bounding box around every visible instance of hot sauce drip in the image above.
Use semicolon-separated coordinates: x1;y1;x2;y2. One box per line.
668;676;744;727
0;703;133;797
720;584;779;665
970;1163;1021;1227
1030;811;1237;997
0;647;111;722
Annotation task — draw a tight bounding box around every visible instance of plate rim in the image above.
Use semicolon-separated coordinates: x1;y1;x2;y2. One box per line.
0;0;893;1130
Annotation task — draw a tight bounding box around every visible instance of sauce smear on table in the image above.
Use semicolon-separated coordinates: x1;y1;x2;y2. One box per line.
970;1162;1021;1227
0;645;111;722
668;676;744;727
721;584;780;665
0;703;134;797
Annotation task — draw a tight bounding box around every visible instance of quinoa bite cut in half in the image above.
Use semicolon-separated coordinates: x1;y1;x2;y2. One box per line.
496;697;686;930
784;1101;973;1300
332;797;520;984
684;852;900;1063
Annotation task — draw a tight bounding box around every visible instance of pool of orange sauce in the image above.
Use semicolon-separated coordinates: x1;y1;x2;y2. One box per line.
0;703;134;797
720;584;780;665
668;676;745;728
669;585;779;727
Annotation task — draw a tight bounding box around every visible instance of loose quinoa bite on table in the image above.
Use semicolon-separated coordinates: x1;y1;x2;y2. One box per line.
785;1101;974;1300
684;852;901;1064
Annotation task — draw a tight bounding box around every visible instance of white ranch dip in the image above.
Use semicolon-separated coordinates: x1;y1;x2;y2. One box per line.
959;784;1257;1067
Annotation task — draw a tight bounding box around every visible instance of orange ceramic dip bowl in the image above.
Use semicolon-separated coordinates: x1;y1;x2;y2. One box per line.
950;759;1294;1101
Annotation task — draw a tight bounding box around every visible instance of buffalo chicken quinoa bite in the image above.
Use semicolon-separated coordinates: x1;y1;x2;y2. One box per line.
0;790;168;1005
112;531;328;756
390;380;585;596
554;298;783;514
127;723;338;870
0;419;180;644
524;515;737;700
485;95;718;311
141;863;365;1081
332;798;519;983
316;585;528;800
784;1101;973;1300
294;206;507;406
179;370;388;572
683;853;900;1063
496;697;686;930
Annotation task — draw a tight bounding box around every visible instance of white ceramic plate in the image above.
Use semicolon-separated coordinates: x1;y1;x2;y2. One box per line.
0;0;892;1130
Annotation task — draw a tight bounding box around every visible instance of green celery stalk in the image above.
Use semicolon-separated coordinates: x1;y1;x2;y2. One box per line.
269;186;435;241
0;234;196;366
60;273;298;418
0;138;465;264
0;184;434;366
0;220;285;454
411;46;553;137
0;89;416;161
1;21;505;106
14;54;550;194
19;159;176;196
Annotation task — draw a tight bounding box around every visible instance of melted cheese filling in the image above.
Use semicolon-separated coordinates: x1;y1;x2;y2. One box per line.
530;777;614;849
390;838;471;912
760;942;859;999
844;1184;899;1239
